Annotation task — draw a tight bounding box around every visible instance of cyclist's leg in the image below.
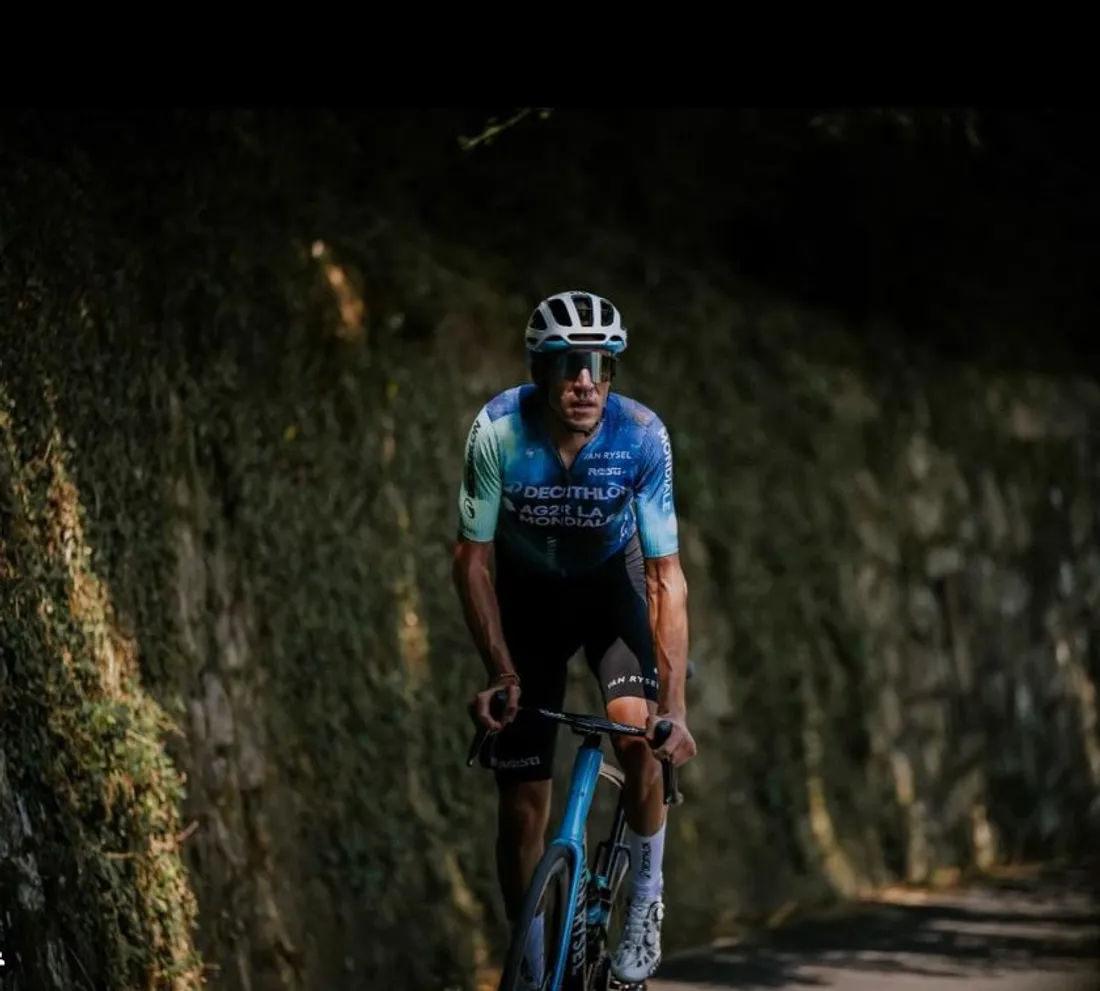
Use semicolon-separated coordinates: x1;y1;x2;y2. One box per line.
582;535;667;981
492;668;567;988
490;654;568;917
583;535;663;831
491;570;581;975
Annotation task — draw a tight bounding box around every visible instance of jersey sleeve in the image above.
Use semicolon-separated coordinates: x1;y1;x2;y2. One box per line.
457;405;502;542
633;417;680;558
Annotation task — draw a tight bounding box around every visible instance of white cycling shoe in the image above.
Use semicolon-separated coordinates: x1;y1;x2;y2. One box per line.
611;893;664;983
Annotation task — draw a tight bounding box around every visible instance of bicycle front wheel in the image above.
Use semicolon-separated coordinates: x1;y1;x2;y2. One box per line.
588;768;632;989
498;843;580;990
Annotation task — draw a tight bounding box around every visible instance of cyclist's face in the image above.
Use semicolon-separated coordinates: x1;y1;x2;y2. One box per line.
543;350;614;433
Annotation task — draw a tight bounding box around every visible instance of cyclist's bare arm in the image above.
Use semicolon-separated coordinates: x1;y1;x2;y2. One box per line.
452;538;516;683
634;418;691;719
645;552;690;717
454;405;516;683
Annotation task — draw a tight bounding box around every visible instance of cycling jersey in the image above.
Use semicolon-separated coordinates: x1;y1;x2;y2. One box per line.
457;384;679;577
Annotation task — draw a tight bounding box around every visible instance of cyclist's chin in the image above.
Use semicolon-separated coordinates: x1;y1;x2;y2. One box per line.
563;405;600;430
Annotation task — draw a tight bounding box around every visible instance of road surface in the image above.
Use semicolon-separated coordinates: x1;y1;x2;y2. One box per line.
651;864;1099;990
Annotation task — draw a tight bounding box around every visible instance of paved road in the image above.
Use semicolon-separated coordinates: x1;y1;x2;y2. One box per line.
651;865;1099;991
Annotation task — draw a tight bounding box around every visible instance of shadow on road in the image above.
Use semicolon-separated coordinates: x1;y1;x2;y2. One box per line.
655;865;1100;989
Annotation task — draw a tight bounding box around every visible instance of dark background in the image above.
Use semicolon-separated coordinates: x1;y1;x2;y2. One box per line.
5;107;1097;374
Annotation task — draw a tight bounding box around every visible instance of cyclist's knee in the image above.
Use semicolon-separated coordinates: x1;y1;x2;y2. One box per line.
613;732;659;776
606;697;659;773
498;779;551;842
606;695;651;729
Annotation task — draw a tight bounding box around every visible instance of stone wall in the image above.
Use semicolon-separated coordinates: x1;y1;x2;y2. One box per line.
1;119;1097;989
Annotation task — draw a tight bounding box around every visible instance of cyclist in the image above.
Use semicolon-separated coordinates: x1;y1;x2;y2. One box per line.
453;289;697;985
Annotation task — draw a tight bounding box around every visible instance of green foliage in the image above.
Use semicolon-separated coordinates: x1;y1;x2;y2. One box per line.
0;393;202;989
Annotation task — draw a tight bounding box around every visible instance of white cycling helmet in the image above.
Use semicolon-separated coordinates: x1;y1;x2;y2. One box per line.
524;290;628;356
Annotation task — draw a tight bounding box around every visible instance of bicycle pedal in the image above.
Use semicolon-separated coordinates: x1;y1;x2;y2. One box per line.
607;979;645;991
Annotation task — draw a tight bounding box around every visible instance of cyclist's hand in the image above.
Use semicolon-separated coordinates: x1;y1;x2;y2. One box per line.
647;711;697;767
472;677;520;732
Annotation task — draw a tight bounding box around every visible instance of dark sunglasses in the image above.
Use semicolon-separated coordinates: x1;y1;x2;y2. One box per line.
540;350;617;383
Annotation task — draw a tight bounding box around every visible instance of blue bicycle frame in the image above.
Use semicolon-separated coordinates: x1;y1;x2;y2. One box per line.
545;736;606;988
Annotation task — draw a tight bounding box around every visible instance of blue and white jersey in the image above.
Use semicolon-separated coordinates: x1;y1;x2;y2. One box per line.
457;385;679;578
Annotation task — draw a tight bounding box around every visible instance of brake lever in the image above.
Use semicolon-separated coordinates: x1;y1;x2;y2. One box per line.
466;688;512;767
649;720;684;806
466;725;490;767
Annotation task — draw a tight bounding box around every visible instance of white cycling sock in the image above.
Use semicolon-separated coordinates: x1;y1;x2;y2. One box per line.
626;821;665;901
524;911;545;983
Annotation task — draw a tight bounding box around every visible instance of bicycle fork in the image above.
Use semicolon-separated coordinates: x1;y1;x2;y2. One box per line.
554;737;604;989
567;858;588;982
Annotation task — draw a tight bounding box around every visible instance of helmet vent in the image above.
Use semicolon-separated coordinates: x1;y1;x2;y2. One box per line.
570;293;595;327
548;299;572;326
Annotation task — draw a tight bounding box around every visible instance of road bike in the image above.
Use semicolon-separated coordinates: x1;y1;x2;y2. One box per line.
466;683;687;991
